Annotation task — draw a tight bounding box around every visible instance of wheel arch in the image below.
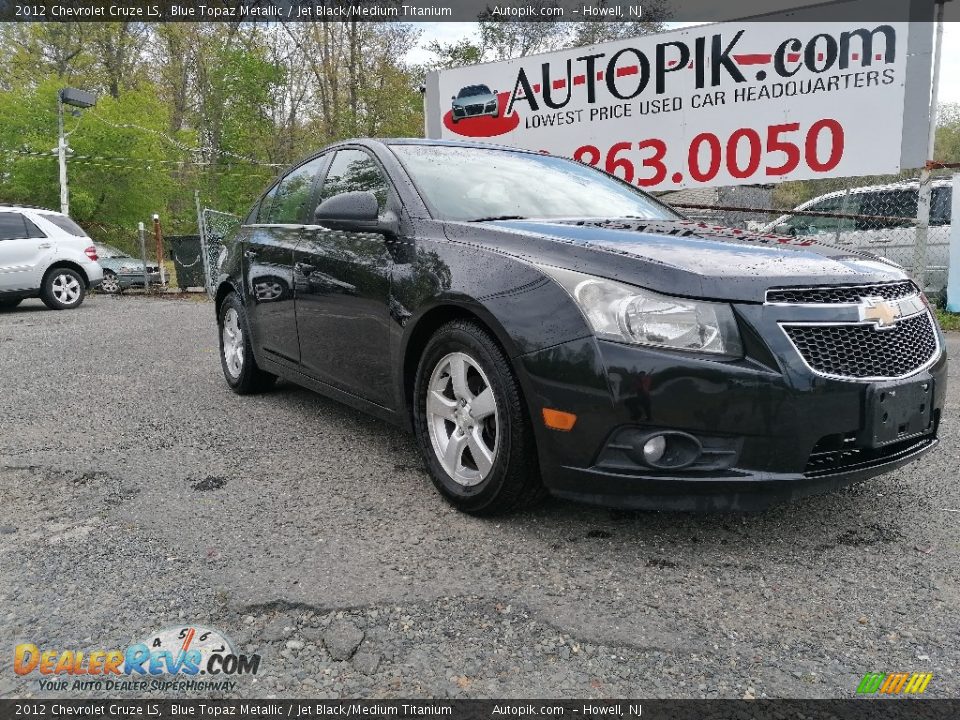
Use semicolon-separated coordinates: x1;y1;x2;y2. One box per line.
399;302;526;428
42;260;90;288
214;279;240;317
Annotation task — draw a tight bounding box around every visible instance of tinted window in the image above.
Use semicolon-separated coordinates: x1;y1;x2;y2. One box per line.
256;184;279;224
266;155;327;224
932;186;952;226
39;214;87;237
856;190;916;230
782;195;856;236
0;212;46;241
320;149;390;211
393;145;677;222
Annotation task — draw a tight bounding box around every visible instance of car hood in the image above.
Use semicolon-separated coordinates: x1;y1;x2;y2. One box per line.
443;218;908;303
452;94;496;106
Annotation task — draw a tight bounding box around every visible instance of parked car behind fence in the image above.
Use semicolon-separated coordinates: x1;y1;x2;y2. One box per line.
667;176;953;299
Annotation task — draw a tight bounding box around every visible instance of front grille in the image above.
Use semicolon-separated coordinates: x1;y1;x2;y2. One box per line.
805;435;935;476
465;103;484;115
783;312;938;379
766;281;917;304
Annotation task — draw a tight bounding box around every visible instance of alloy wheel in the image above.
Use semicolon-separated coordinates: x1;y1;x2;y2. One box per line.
100;272;120;294
52;273;82;305
426;351;499;487
221;307;245;378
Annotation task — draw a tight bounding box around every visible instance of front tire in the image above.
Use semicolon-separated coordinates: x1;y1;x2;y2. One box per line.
41;268;86;310
99;271;121;294
218;292;276;395
413;320;544;515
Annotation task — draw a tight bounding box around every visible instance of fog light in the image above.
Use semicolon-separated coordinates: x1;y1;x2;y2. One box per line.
642;435;667;464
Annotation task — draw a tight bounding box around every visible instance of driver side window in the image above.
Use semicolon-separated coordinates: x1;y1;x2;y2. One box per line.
262;155;327;225
320;149;390;212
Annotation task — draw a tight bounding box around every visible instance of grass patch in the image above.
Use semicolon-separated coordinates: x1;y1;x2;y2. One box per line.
935;307;960;332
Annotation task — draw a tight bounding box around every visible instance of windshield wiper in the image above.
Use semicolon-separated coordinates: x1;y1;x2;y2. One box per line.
466;215;528;223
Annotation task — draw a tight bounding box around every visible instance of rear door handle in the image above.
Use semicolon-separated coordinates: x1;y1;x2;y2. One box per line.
38;243;52;249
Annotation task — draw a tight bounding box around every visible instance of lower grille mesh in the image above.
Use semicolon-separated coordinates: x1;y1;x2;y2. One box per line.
784;312;938;379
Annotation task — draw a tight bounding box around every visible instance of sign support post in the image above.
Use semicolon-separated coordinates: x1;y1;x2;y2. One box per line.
912;0;947;288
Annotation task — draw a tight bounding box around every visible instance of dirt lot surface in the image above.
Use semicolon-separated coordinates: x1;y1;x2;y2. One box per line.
1;295;957;699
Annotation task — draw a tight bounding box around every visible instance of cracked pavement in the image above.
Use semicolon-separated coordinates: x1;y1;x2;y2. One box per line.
1;295;958;699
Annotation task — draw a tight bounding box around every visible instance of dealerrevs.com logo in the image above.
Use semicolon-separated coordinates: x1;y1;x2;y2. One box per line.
14;626;260;692
856;672;933;696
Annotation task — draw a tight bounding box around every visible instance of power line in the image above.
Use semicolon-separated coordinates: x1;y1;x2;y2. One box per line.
85;110;286;167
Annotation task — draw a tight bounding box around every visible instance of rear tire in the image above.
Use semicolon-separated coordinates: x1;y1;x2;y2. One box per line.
218;292;276;395
413;319;545;515
41;268;86;310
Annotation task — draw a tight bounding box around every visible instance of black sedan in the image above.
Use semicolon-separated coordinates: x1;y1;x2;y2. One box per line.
214;139;946;514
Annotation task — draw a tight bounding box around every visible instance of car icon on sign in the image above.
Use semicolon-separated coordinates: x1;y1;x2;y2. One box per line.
451;84;499;123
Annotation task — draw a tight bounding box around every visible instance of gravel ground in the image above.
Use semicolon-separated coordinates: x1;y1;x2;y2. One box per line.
1;294;957;700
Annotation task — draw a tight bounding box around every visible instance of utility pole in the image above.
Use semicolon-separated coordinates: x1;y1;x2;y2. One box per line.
153;213;167;287
57;96;69;215
138;222;150;293
55;88;97;218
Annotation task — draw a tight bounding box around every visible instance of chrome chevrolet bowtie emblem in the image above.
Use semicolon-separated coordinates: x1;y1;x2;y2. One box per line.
859;296;900;328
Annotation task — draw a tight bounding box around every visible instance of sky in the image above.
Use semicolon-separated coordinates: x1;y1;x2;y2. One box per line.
407;22;960;106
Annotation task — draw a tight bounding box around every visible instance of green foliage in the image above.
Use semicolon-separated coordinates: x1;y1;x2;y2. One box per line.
0;22;426;246
935;308;960;332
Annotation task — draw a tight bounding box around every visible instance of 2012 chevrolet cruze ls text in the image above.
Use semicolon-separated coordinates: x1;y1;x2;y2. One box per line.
214;139;947;514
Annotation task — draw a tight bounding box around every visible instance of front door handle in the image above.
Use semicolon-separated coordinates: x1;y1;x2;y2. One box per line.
38;243;52;249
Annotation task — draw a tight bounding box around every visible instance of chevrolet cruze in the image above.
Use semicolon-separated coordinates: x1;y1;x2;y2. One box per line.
214;139;946;514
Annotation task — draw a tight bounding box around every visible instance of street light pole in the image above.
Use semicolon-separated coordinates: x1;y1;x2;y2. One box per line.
57;94;69;215
55;88;97;218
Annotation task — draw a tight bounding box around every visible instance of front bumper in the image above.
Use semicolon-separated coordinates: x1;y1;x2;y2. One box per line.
518;320;947;511
452;104;499;120
116;271;161;287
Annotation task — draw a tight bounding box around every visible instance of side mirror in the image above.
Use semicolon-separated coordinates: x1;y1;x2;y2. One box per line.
774;222;797;237
451;96;456;101
314;191;397;235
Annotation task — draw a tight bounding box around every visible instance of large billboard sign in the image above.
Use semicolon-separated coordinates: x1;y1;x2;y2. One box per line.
424;22;934;190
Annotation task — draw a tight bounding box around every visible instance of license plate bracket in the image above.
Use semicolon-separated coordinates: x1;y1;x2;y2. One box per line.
859;375;934;448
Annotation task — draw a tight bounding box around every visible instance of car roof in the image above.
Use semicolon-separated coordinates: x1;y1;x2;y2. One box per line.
0;205;62;214
328;137;543;154
798;178;952;208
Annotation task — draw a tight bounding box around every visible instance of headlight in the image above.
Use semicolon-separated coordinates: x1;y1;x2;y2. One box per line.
538;265;743;357
485;101;497;110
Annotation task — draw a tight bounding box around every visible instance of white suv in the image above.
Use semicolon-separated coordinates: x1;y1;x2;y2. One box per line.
0;206;103;310
761;180;952;294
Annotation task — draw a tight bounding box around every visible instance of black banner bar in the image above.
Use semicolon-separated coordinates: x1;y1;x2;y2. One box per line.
2;700;960;720
0;0;947;24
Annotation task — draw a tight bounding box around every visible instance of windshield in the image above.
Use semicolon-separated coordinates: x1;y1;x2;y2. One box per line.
457;85;491;98
95;244;130;258
392;145;679;223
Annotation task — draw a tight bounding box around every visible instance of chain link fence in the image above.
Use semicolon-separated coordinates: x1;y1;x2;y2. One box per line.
196;208;241;298
659;170;955;299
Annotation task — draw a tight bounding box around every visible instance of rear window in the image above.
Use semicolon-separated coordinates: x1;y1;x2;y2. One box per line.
39;214;89;237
